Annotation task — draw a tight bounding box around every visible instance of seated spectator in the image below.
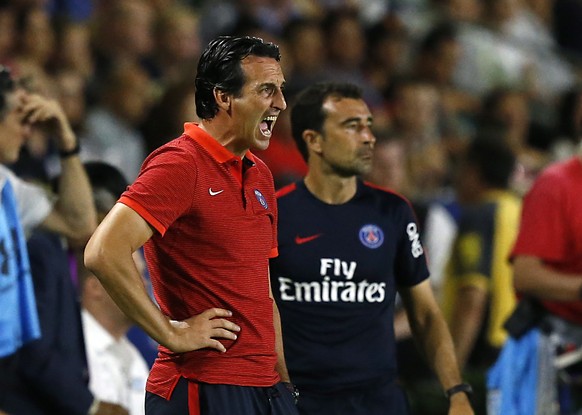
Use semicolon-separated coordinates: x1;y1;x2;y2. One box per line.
3;228;129;415
320;8;384;108
0;64;129;415
81;62;153;181
79;161;149;415
281;17;328;100
150;5;201;87
476;87;551;195
385;76;451;201
140;78;198;154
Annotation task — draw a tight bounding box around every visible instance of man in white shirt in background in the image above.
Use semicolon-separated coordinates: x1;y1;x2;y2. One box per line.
81;253;150;415
79;161;150;415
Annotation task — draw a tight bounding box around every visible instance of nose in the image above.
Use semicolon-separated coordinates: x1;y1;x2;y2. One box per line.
273;87;287;111
363;127;376;145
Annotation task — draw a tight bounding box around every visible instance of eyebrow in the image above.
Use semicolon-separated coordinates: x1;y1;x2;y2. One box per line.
257;81;286;90
340;116;373;126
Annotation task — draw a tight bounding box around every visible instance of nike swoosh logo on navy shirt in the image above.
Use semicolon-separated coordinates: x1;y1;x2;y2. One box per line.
294;234;322;245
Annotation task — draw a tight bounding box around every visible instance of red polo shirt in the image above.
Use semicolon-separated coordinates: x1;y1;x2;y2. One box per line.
119;123;279;398
511;157;582;325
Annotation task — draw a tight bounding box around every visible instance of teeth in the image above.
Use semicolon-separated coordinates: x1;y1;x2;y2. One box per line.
263;116;277;122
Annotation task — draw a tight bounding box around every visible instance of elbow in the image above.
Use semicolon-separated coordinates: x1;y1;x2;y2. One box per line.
512;256;538;295
512;267;529;294
83;234;107;277
513;272;529;294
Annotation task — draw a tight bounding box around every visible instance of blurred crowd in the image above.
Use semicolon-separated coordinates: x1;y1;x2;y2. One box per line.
1;0;581;195
2;0;582;414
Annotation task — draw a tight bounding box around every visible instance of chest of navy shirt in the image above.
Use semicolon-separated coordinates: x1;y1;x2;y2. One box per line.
270;180;429;393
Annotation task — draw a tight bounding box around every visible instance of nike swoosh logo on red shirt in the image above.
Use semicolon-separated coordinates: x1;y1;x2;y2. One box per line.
209;188;224;196
294;234;322;245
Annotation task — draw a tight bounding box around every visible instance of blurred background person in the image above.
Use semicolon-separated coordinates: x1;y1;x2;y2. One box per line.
491;110;582;414
0;64;124;415
149;4;201;88
140;78;198;155
80;161;149;415
441;137;520;415
80;62;153;181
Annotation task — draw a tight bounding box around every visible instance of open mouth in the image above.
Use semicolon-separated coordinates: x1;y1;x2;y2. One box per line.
259;115;277;138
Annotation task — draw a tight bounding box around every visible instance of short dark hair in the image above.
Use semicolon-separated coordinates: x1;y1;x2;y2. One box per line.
291;82;363;161
51;162;128;214
0;65;15;120
465;137;516;189
84;161;128;199
195;36;280;120
84;162;128;214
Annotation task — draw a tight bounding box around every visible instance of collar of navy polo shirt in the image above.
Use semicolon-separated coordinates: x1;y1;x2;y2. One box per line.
183;122;257;185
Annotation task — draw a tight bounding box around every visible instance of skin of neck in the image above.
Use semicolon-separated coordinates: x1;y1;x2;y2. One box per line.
199;117;247;158
304;157;359;205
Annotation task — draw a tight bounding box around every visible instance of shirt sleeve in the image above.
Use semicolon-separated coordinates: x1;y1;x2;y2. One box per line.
120;146;198;236
395;200;430;286
1;166;54;236
511;171;567;263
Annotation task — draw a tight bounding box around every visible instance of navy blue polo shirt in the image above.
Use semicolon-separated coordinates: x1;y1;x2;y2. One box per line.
270;180;429;393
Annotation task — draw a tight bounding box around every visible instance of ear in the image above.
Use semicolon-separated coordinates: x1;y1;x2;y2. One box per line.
303;129;323;156
213;88;231;112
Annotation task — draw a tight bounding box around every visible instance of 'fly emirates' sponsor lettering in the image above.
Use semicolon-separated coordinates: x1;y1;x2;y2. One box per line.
278;258;386;303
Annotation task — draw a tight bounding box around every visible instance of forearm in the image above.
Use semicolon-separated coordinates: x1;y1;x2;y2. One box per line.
514;256;582;302
23;93;97;241
410;309;474;411
84;213;174;348
51;116;96;241
449;287;487;370
54;154;97;240
85;246;173;348
410;308;464;390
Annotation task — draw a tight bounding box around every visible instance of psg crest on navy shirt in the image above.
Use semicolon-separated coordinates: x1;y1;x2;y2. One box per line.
358;224;384;249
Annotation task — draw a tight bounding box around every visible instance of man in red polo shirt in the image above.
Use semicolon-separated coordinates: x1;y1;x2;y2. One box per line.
506;134;582;411
85;36;298;415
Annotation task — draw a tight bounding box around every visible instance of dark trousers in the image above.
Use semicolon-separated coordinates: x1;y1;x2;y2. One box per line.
0;354;17;411
297;380;410;415
146;377;299;415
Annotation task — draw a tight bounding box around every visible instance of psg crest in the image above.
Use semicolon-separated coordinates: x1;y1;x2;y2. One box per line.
359;224;384;249
254;189;268;209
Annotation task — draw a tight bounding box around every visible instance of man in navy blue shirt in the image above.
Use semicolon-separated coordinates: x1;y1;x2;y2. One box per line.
270;82;474;415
